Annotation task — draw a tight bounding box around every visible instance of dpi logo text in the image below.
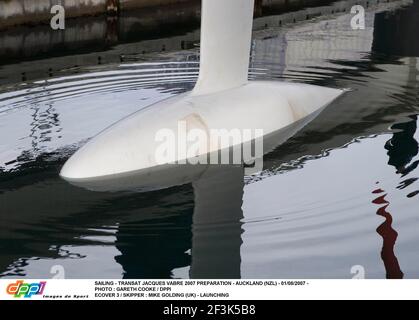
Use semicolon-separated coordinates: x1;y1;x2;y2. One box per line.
6;280;46;298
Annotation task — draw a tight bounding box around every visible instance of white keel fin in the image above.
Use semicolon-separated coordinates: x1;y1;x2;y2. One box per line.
192;0;255;96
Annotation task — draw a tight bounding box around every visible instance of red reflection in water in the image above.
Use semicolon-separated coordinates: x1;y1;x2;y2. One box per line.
372;189;404;279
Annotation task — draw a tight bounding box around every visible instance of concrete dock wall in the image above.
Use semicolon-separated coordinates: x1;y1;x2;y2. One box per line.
0;0;108;30
120;0;193;10
0;0;335;30
0;0;198;30
0;0;406;85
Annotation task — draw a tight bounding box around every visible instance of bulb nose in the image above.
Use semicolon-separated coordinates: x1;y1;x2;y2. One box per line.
59;150;94;181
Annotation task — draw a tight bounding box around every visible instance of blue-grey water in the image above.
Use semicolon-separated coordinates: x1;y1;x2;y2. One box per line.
0;0;418;279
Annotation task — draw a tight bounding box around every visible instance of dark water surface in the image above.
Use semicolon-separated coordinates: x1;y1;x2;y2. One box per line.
0;0;418;279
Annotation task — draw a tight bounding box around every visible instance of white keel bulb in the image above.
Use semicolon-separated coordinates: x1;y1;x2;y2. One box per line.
60;0;345;190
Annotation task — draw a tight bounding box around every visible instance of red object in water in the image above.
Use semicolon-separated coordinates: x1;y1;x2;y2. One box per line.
372;190;404;279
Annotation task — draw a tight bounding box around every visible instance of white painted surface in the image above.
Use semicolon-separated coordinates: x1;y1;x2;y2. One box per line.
193;0;255;95
60;0;344;186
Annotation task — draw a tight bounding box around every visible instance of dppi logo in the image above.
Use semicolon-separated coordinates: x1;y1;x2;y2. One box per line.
6;280;46;298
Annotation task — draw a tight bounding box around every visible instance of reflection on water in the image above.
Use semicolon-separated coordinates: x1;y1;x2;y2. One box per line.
385;115;418;176
0;0;419;279
190;166;244;279
372;188;404;279
115;186;194;279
